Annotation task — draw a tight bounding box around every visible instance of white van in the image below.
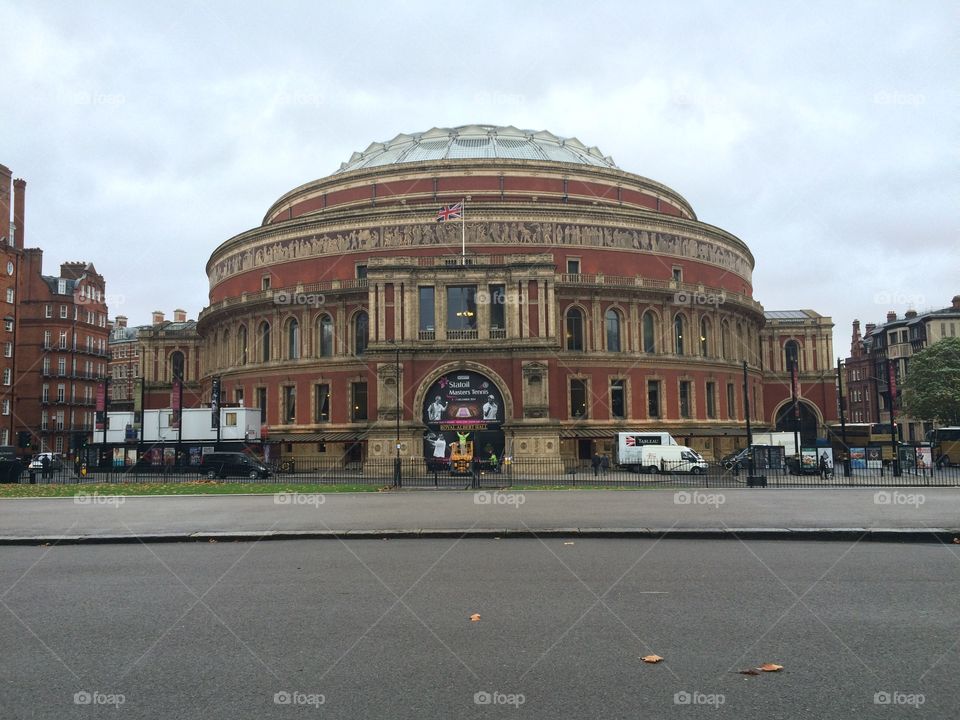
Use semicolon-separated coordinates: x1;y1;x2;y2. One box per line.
630;445;707;474
615;432;678;468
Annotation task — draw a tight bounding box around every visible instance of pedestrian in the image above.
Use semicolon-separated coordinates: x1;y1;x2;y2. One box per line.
591;452;601;477
601;454;609;474
818;452;830;479
471;454;481;487
41;454;50;480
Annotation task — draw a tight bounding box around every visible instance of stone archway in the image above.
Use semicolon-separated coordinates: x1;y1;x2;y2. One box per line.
774;399;821;447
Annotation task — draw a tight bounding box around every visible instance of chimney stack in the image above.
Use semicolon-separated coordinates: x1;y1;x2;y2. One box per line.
953;295;960;310
12;178;25;249
904;309;918;319
865;323;876;335
173;308;187;322
886;311;897;323
0;164;11;245
115;315;128;329
152;310;165;325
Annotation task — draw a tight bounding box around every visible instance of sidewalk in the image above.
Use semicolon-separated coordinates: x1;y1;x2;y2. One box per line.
1;488;958;545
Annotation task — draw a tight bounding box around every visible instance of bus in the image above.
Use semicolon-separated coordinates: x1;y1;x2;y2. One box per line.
928;427;960;467
826;423;899;463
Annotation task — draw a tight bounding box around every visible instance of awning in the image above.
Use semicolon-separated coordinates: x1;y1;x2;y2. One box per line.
560;426;750;439
267;432;365;443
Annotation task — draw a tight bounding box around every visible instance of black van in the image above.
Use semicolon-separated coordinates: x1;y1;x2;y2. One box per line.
199;452;271;480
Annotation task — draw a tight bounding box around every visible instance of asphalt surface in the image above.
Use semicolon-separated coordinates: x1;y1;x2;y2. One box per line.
1;489;958;543
0;539;957;719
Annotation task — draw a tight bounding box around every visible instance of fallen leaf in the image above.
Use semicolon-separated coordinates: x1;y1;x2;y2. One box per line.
470;613;481;622
563;542;575;546
738;668;761;676
953;537;959;544
641;654;663;664
759;663;783;672
208;538;218;543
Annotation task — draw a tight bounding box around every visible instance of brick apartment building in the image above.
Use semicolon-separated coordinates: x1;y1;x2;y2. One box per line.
1;163;110;457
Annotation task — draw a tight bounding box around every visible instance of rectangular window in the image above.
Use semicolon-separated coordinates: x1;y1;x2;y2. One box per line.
55;411;64;430
3;319;11;332
283;385;296;423
42;357;50;375
672;267;683;282
418;286;435;334
235;388;244;405
566;258;581;274
570;378;588;418
60;305;68;318
446;286;478;331
42;384;49;402
59;330;67;349
225;412;238;427
706;381;716;419
261;276;271;290
647;380;661;418
45;304;52;318
489;284;506;331
55;436;64;452
727;383;736;419
679;381;692;418
5;288;13;303
3;368;10;385
256;387;267;423
355;264;367;279
610;379;625;419
57;279;67;294
1;399;8;415
351;382;368;421
3;342;10;358
314;383;330;422
57;384;65;402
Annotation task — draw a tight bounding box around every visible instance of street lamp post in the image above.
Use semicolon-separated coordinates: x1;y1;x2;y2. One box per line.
743;360;765;487
836;358;850;477
390;340;401;488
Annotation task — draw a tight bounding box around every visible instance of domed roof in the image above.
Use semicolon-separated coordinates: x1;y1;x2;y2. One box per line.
336;124;618;174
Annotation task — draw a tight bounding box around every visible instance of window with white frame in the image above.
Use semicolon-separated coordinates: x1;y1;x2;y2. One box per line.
3;342;10;358
60;305;68;318
2;368;10;385
1;399;8;415
5;288;13;303
45;304;52;318
58;279;67;294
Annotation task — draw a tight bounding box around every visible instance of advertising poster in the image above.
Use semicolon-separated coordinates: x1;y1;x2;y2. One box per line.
866;447;882;469
816;447;834;473
422;371;505;466
800;448;818;472
849;447;866;469
916;446;932;472
189;447;202;466
163;448;176;466
112;447;126;468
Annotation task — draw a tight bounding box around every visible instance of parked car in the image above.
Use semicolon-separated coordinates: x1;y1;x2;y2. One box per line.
721;448;751;473
199;452;271;479
0;457;24;483
28;452;65;472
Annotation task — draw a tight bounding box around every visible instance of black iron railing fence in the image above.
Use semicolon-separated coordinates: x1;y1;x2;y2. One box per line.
10;456;960;489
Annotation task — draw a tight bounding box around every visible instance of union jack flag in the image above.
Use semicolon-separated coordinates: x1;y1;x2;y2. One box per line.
436;202;463;222
625;436;638;447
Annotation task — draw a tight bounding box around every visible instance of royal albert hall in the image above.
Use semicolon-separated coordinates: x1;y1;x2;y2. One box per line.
198;125;836;466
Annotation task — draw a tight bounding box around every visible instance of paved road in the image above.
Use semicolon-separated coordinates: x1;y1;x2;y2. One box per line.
0;539;956;719
1;488;958;541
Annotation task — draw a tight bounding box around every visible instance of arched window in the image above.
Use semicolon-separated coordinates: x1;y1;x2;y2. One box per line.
237;325;247;366
734;321;744;362
317;314;334;357
784;339;800;371
222;329;231;367
565;307;584;351
286;318;300;360
699;317;710;357
605;308;622;352
170;351;184;381
259;321;271;363
642;311;657;353
721;321;731;360
354;312;368;355
674;314;686;355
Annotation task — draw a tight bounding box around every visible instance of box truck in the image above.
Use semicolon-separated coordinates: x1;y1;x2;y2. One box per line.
615;432;678;468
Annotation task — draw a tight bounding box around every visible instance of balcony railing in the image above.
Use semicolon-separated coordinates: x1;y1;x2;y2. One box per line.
446;329;479;341
418;330;436;341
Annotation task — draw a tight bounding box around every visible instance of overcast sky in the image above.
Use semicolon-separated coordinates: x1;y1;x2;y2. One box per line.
1;0;955;357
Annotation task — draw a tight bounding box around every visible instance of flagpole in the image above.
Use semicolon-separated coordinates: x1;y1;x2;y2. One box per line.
461;197;466;261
